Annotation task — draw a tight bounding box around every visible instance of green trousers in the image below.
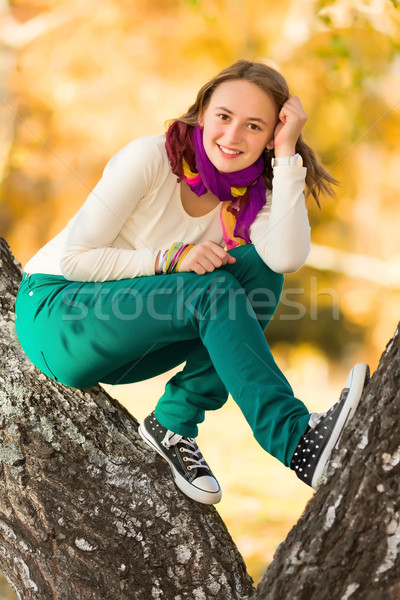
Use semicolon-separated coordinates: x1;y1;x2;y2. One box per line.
15;244;310;466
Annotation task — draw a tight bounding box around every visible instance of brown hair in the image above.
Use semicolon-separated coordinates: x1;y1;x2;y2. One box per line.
169;59;338;204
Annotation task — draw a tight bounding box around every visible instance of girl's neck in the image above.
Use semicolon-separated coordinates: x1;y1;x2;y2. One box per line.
180;180;220;217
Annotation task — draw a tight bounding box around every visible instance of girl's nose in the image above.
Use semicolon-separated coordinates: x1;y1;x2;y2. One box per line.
224;123;242;145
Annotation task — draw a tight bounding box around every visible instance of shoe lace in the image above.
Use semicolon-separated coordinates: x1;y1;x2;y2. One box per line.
161;430;208;470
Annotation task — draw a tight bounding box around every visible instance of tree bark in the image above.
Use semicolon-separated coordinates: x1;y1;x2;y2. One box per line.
1;235;400;600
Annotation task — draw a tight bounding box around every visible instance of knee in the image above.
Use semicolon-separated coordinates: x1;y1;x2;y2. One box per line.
252;246;284;298
198;270;243;298
228;244;284;307
187;270;245;322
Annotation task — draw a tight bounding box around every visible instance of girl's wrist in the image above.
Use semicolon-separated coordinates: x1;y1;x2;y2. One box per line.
274;145;296;158
155;250;161;274
155;249;169;274
155;243;195;275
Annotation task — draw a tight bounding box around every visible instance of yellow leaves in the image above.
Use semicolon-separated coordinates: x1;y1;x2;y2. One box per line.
1;0;399;356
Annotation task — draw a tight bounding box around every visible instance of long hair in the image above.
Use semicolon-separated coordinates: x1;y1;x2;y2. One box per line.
166;60;338;205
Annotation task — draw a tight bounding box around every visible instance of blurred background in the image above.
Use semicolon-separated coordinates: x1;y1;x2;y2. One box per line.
1;0;399;595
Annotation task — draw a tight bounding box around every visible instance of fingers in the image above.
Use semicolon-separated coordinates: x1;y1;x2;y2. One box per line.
188;243;228;274
279;96;307;125
178;241;236;274
274;96;307;157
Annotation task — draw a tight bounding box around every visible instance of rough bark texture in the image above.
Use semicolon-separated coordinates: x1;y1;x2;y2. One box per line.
254;328;400;599
1;235;400;600
0;236;254;599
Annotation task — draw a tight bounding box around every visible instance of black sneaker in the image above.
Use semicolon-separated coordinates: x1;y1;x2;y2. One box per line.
291;363;370;489
138;412;222;505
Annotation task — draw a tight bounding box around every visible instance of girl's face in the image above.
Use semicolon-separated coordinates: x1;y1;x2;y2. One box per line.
199;79;278;173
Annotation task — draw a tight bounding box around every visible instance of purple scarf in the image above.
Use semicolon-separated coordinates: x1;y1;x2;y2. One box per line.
188;125;267;245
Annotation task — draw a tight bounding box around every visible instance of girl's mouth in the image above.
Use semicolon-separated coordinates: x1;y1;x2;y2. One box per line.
217;144;243;157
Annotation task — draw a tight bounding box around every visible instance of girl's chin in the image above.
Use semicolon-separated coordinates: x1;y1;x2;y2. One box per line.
213;158;248;173
211;152;248;171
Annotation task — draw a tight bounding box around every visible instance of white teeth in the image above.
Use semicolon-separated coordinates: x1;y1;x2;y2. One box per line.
219;145;241;155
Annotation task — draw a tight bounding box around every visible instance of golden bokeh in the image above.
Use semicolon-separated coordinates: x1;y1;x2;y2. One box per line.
1;0;399;595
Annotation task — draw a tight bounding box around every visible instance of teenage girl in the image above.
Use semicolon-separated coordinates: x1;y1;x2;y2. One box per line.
15;60;369;504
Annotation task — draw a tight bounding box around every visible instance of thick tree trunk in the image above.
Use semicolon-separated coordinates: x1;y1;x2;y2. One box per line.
1;235;399;600
254;332;400;598
0;236;254;599
253;340;400;600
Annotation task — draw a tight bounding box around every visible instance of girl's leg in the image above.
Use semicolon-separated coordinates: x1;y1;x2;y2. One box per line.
220;244;285;331
105;245;280;437
154;243;288;439
102;338;229;434
154;339;229;436
15;259;308;466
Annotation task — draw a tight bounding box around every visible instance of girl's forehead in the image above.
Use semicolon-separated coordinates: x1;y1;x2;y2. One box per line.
208;80;277;115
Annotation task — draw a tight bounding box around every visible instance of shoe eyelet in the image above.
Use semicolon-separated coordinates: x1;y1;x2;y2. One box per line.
187;466;191;471
180;448;185;452
183;457;188;461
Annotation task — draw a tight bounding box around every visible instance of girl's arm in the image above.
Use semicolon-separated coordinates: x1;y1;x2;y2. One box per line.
60;139;163;282
249;164;310;273
249;95;310;273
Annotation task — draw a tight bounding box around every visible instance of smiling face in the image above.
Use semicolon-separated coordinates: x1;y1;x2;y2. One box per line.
199;79;278;173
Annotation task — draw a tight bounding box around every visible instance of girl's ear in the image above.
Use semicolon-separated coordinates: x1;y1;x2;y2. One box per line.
198;112;204;128
266;139;274;150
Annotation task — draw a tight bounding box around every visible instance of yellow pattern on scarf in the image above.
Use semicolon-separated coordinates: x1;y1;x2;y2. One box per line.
181;157;248;249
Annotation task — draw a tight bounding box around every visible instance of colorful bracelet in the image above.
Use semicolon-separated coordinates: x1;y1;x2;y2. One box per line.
162;242;195;274
176;244;195;271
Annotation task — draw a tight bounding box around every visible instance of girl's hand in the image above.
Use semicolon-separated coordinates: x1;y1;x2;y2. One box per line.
273;96;307;158
178;241;236;275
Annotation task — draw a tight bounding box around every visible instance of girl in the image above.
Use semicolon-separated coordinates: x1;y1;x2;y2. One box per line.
15;60;369;505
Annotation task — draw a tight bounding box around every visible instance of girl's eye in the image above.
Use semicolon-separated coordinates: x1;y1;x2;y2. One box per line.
218;113;230;121
248;123;261;131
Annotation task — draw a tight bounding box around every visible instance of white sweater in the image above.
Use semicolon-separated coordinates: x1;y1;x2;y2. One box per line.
24;134;311;281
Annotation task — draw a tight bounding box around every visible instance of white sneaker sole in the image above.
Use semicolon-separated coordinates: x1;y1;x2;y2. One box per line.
138;422;222;505
311;362;369;488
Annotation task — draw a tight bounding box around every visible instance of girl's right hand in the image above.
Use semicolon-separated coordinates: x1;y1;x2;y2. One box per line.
178;241;236;275
273;96;307;157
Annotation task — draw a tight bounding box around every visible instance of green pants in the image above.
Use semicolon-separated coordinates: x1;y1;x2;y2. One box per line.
15;244;310;466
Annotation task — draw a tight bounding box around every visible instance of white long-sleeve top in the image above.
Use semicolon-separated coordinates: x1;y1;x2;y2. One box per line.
24;134;311;281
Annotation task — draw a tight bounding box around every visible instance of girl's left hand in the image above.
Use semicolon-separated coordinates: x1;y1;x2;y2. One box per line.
273;96;307;158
